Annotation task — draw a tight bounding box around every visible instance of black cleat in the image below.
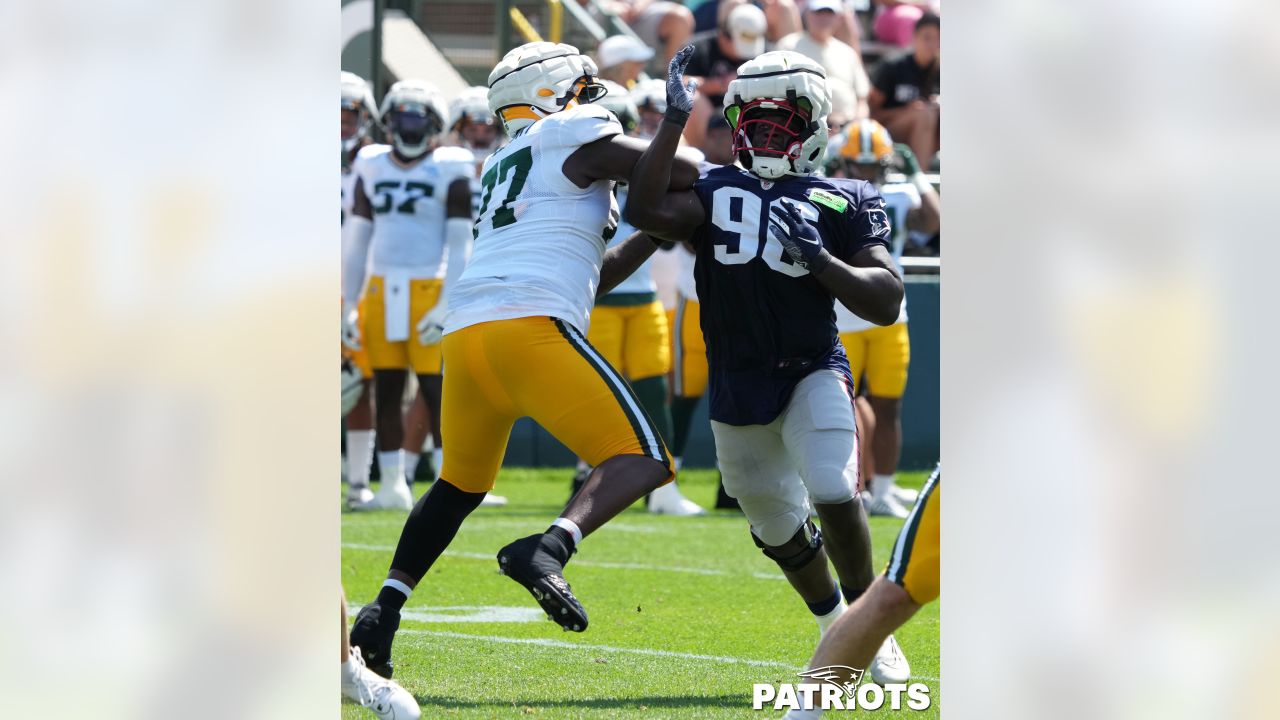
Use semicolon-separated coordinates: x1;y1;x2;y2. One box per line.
349;601;400;678
497;533;588;632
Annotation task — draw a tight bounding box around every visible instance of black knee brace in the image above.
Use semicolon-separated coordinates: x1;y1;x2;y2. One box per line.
752;519;823;572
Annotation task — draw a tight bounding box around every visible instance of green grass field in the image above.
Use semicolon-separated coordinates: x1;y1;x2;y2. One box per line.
342;468;939;718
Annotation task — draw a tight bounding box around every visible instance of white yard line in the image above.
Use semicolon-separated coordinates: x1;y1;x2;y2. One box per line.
394;628;942;683
342;543;786;580
396;628;798;669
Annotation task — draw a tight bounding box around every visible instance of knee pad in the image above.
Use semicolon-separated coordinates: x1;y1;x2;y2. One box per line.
751;518;823;572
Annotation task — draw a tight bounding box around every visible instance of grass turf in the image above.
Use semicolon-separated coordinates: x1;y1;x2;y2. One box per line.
342;468;939;718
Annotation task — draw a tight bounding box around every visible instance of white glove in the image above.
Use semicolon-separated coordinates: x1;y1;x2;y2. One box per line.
342;301;362;350
416;303;447;346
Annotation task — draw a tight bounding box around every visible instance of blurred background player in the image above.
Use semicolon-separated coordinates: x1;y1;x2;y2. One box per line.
829;119;939;517
342;71;379;508
627;48;909;682
570;80;705;516
343;79;476;511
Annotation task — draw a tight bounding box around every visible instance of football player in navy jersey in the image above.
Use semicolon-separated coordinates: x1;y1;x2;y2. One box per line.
625;47;911;683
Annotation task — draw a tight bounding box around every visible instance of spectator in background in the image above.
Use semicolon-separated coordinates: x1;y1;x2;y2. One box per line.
698;114;736;165
682;1;768;147
777;0;871;120
619;1;695;72
596;34;655;87
872;0;938;48
869;11;939;169
691;0;800;43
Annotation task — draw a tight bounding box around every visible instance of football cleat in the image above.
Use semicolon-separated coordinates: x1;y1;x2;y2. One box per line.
480;493;508;508
891;484;919;505
354;482;415;512
497;533;588;632
342;646;420;719
863;492;909;519
648;482;707;516
349;602;401;679
868;634;911;685
347;485;375;508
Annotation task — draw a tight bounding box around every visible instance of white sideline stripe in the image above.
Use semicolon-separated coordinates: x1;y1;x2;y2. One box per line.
395;628;942;683
342;542;785;580
397;628;796;669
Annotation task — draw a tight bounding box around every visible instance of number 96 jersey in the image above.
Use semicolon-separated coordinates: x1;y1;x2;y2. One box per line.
352;143;475;278
444;104;623;336
692;166;891;426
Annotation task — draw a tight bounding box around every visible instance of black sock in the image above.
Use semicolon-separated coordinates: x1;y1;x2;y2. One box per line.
544;525;576;564
669;395;701;458
807;587;842;616
841;584;867;606
375;584;409;613
387;477;487;584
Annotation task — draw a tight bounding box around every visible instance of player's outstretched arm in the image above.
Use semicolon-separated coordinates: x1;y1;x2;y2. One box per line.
597;231;665;297
623;45;706;243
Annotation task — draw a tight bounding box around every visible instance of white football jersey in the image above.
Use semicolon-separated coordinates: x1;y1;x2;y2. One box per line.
603;185;657;297
836;182;920;332
351;143;475;278
675;242;698;302
444;104;623;335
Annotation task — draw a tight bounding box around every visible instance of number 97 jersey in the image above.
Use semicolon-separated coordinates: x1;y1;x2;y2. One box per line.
444;104;623;337
691;166;892;426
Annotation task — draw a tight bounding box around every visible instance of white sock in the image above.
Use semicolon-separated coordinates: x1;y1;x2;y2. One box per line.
346;430;375;488
815;601;846;636
432;447;444;478
552;517;583;546
378;450;405;490
403;451;420;482
575;457;591;472
873;473;896;499
341;655;358;683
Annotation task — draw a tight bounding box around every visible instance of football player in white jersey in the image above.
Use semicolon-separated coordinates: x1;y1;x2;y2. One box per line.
570;80;706;516
829;119;940;518
350;42;700;678
343;79;476;512
341;71;379;507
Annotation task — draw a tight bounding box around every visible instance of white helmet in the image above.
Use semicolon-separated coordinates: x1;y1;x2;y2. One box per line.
724;51;832;180
379;79;450;158
629;78;667;139
341;359;364;416
449;86;493;133
487;41;606;136
595;80;639;135
341;71;378;153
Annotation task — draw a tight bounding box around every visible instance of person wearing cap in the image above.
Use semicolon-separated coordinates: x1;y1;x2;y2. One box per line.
777;0;872;120
596;34;655;88
681;1;769;146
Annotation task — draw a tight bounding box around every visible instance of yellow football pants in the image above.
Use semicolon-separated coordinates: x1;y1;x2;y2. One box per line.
440;316;673;493
363;275;444;374
884;467;939;604
840;322;910;398
587;300;671;380
671;294;708;398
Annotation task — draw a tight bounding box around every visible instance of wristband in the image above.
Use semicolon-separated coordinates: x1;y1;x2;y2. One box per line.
663;107;690;126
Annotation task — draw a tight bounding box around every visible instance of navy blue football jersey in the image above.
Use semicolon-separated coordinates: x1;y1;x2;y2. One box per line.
691;165;891;425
